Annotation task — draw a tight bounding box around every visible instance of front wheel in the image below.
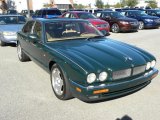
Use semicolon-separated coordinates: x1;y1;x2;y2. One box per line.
138;21;144;30
51;64;72;100
111;23;120;33
17;42;30;62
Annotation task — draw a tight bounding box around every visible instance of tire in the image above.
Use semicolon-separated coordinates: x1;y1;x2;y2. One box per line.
138;21;144;30
50;64;73;100
17;42;30;62
111;23;120;33
0;40;6;46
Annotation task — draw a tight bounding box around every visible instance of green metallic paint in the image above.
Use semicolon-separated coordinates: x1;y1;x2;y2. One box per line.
17;19;158;101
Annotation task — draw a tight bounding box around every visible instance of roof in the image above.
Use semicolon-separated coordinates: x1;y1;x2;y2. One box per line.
34;18;88;23
67;11;89;13
96;11;117;13
0;14;24;17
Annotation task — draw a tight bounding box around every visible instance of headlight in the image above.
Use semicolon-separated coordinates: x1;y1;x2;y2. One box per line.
151;60;156;68
3;32;16;36
146;62;151;70
96;24;109;28
119;21;129;24
87;73;96;84
145;19;153;22
99;72;108;81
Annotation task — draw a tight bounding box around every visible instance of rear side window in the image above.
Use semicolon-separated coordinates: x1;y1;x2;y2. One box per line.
33;22;42;40
46;10;61;15
22;21;34;34
63;13;70;18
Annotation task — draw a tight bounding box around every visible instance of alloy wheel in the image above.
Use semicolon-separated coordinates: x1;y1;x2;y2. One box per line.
51;68;64;96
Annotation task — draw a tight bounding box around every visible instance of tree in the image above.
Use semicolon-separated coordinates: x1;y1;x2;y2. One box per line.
0;0;8;13
95;0;104;8
126;0;138;8
146;0;158;8
120;0;138;8
114;2;121;8
104;3;110;8
74;4;85;9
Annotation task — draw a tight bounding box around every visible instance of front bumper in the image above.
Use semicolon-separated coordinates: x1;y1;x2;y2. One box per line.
69;68;158;102
144;21;160;28
0;35;17;44
119;23;139;32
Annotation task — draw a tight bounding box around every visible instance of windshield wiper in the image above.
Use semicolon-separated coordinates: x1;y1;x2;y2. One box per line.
86;35;105;41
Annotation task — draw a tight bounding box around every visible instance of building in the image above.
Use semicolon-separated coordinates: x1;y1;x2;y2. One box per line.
6;0;73;12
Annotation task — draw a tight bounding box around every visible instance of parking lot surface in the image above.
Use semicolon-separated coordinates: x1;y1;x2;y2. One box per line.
0;29;160;120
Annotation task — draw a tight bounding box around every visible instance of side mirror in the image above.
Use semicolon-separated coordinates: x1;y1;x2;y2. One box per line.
101;31;110;36
105;16;111;20
28;34;38;43
105;32;110;36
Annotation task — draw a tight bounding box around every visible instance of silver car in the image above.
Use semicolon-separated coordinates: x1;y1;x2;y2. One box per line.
0;15;26;46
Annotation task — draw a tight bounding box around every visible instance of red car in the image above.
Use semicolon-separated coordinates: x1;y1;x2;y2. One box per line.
61;11;110;35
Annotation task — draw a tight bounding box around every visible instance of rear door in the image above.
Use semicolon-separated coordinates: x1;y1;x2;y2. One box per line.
18;21;35;55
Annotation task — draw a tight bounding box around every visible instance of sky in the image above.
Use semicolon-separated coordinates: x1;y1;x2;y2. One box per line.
73;0;121;6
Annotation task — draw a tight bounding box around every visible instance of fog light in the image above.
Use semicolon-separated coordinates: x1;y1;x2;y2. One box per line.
93;89;109;94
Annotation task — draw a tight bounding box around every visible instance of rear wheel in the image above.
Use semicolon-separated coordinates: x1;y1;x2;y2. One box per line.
0;40;6;46
17;42;30;62
51;64;73;100
138;21;144;30
111;23;120;33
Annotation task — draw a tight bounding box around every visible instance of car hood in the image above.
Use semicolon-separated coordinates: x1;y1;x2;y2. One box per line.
88;18;107;25
0;24;24;32
140;15;159;19
117;17;137;22
47;38;154;73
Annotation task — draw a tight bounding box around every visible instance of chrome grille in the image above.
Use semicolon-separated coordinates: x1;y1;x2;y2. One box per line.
113;68;131;80
154;19;160;23
133;65;146;76
130;21;138;25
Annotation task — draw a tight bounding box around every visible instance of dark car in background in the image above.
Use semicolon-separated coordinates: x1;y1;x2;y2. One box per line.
61;11;110;35
17;18;158;102
0;15;26;46
95;11;139;33
145;9;160;18
32;8;61;19
124;10;160;29
7;9;18;14
21;10;34;17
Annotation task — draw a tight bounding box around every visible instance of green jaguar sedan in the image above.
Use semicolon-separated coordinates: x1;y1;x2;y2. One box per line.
17;18;158;102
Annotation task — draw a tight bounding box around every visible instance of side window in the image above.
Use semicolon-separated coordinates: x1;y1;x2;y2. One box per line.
22;21;35;34
33;22;42;40
96;13;102;17
70;13;76;18
63;13;70;18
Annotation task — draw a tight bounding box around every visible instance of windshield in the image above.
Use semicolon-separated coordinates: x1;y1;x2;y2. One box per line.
7;10;17;14
0;16;26;25
45;21;103;42
135;11;148;16
77;13;97;19
107;12;124;18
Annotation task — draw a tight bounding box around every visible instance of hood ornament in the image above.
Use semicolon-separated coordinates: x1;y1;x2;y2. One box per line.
124;56;133;62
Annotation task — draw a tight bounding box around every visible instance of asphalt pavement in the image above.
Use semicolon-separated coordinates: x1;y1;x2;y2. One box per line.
0;29;160;120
